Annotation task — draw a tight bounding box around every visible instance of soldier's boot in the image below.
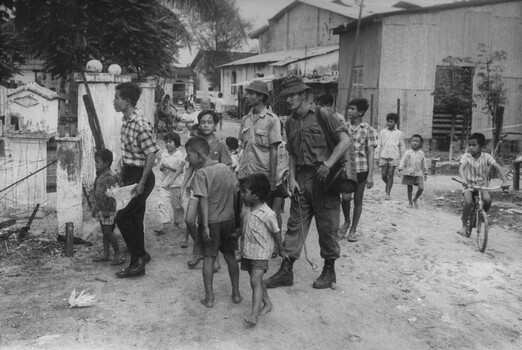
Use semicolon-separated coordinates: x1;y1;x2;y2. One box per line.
312;259;336;289
264;258;294;288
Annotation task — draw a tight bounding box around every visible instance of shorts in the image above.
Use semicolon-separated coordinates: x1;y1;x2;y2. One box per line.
241;258;269;273
96;211;116;225
401;175;423;186
200;219;237;257
379;158;400;167
267;182;289;201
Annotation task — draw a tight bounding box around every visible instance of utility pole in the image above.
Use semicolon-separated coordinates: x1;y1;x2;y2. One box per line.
344;0;365;118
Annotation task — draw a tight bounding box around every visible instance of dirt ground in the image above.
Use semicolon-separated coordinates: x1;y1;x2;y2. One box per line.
1;119;522;350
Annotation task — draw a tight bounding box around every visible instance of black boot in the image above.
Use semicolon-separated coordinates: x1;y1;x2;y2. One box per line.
265;258;294;288
312;259;336;289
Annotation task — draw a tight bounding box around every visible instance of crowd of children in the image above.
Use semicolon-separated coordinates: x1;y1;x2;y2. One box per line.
91;89;510;326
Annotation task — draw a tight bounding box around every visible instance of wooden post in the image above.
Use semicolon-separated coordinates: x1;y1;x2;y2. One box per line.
514;161;520;191
65;222;74;257
396;98;401;129
370;94;374;127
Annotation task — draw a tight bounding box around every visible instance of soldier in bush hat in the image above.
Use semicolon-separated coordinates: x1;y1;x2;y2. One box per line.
237;80;285;234
264;76;353;289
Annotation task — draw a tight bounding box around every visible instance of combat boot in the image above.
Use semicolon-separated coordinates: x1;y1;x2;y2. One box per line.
264;258;294;288
312;259;336;289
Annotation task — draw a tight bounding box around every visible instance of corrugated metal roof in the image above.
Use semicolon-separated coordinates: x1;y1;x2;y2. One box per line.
219;45;339;68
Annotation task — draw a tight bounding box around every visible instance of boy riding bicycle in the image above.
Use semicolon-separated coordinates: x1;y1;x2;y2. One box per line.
458;133;509;236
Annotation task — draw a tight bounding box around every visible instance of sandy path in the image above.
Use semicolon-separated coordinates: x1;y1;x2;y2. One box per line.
1;121;521;350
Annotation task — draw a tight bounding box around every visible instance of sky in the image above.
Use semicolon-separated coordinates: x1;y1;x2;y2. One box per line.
177;0;455;65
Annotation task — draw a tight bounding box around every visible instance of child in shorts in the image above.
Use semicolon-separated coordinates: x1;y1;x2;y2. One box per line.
185;136;241;308
239;174;285;326
398;134;428;208
457;133;509;235
377;113;405;200
92;149;124;265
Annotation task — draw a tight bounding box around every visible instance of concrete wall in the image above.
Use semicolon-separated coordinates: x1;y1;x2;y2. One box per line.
259;3;347;53
6;83;60;134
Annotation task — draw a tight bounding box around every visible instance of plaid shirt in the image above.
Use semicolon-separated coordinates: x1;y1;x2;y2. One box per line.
120;111;159;167
241;203;279;260
92;169;117;213
349;122;377;173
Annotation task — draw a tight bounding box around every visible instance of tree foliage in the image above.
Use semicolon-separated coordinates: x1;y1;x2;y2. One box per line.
0;0;25;81
187;0;253;89
13;0;191;80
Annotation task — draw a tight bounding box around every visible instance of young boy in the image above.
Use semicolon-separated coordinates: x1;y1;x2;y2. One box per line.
239;174;284;326
225;136;241;173
154;133;186;245
458;133;509;235
398;134;428;208
92;149;124;265
377;113;405;200
185;136;241;308
340;98;377;242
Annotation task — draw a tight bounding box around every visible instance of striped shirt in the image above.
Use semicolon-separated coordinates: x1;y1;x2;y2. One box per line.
241;203;279;260
460;152;497;187
120;111;159;167
399;149;428;176
377;127;405;161
349;122;378;173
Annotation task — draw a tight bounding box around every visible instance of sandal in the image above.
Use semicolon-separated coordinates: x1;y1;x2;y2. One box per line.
92;256;110;262
347;234;359;242
110;257;126;266
153;229;167;236
180;239;189;248
187;256;203;269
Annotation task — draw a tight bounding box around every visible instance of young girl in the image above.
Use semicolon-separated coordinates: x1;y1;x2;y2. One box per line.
239;174;284;325
398;134;428;208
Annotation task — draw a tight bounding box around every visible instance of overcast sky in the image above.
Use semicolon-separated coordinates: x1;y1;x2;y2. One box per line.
177;0;456;65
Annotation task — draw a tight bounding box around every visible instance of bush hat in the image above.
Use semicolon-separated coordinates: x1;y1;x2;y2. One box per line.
245;80;269;97
279;76;311;96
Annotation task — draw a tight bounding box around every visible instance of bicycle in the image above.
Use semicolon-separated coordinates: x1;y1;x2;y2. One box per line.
452;177;508;253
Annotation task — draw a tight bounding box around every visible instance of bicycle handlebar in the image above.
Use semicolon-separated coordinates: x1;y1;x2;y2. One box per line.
451;177;507;191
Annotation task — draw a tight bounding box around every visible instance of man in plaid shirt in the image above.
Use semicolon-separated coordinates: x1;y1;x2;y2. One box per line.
339;98;377;242
113;82;159;278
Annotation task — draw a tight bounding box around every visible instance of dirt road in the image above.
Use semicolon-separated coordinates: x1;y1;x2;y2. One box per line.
1;120;521;350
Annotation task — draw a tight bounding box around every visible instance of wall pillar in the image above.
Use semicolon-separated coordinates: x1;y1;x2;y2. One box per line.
56;137;83;236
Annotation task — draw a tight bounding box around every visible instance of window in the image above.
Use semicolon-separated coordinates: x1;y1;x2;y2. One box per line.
353;67;363;98
231;71;237;95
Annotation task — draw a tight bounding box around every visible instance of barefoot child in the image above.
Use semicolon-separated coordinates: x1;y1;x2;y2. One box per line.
92;149;124;265
239;174;285;325
377;113;405;200
185;136;241;308
457;133;509;235
398;134;428;208
154;132;186;245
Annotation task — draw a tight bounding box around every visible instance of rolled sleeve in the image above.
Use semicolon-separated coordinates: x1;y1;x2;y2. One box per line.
191;171;207;198
268;117;283;146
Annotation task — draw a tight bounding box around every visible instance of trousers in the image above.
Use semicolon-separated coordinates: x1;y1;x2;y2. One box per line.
284;166;340;260
115;165;155;260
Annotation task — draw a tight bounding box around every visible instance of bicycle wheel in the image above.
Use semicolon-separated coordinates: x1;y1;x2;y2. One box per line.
465;204;477;238
476;210;488;253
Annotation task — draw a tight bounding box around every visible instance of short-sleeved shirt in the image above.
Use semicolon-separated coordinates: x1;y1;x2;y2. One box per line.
241;203;279;260
209;139;232;166
238;107;282;179
377;128;405;161
160;149;186;188
121;111;159;168
399;149;428;176
192;160;235;224
285;107;348;166
460;152;497;187
349;122;377;173
93;169;117;213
